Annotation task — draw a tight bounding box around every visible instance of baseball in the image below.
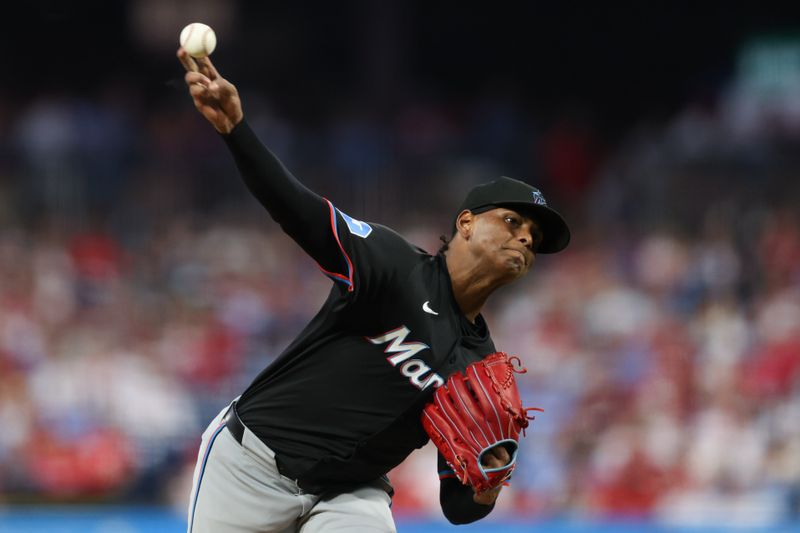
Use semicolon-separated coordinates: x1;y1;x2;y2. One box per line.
180;23;217;58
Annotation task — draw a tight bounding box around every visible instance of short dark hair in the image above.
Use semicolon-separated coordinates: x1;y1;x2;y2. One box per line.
438;234;450;254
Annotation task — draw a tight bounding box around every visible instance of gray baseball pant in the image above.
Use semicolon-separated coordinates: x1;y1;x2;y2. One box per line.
186;400;396;533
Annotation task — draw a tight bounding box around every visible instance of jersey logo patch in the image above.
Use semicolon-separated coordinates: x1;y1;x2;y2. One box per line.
338;210;372;238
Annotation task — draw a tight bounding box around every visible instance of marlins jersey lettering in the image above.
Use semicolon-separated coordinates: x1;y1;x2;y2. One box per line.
234;199;496;493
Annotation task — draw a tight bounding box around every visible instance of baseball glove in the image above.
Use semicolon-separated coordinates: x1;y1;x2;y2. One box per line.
421;352;539;493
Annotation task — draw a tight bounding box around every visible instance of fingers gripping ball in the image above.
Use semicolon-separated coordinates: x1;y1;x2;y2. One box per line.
180;23;217;58
421;352;541;493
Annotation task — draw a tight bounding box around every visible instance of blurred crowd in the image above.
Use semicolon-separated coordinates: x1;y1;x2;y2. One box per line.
0;68;799;528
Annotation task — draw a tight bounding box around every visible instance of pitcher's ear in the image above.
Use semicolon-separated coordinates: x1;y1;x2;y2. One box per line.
455;210;475;238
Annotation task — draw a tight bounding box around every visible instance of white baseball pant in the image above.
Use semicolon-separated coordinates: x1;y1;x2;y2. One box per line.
187;400;396;533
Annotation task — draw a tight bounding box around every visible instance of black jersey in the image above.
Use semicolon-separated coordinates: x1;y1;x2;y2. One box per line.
222;121;499;521
237;214;496;490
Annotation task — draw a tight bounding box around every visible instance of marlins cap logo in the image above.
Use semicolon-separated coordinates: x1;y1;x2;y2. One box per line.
532;190;547;206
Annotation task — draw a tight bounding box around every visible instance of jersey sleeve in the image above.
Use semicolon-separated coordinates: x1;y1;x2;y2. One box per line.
320;202;418;297
437;452;497;524
222;121;349;278
222;121;417;292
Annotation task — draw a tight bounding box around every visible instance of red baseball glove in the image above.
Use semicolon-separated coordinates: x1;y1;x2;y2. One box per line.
421;352;539;493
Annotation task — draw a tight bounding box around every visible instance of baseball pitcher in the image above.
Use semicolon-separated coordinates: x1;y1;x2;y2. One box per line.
178;47;570;532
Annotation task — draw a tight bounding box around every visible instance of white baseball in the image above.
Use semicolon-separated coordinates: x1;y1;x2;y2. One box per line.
180;23;217;58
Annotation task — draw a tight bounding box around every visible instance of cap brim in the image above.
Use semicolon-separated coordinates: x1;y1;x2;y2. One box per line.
503;203;571;254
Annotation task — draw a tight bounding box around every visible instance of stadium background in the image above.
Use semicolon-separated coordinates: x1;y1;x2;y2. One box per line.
1;1;800;531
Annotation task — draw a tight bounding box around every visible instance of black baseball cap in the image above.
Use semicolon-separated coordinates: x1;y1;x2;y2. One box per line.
457;176;570;254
